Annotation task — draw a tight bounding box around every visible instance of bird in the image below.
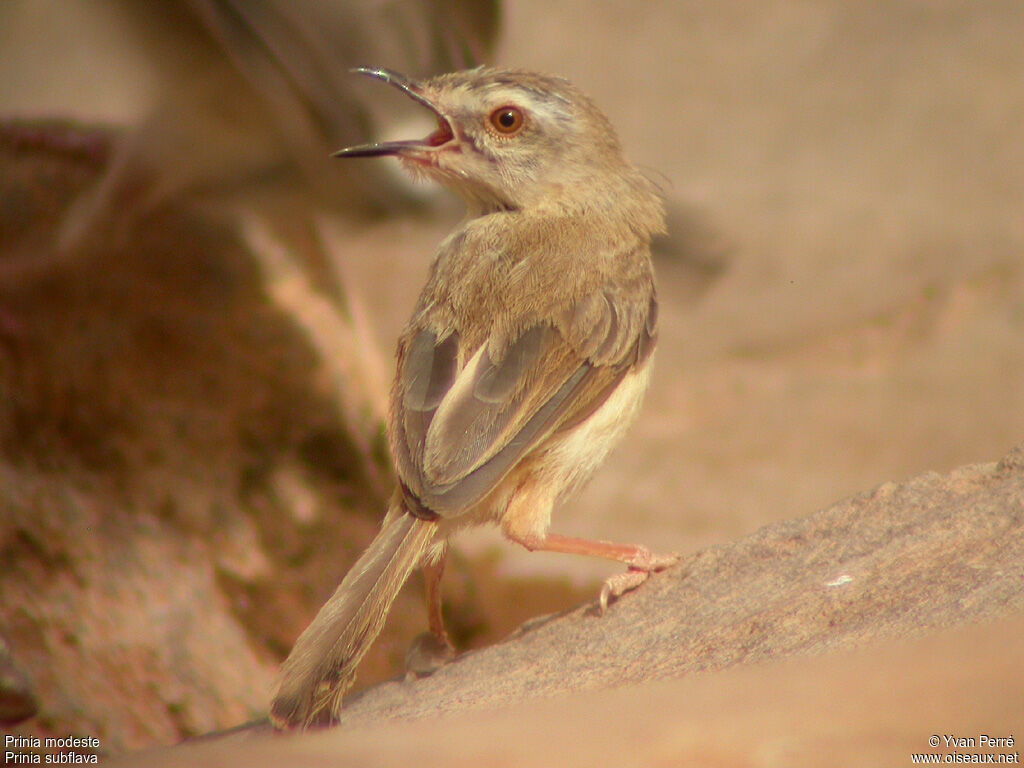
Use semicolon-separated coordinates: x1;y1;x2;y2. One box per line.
270;66;677;728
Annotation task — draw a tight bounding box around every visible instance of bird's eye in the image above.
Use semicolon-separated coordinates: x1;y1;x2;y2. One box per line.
489;106;524;135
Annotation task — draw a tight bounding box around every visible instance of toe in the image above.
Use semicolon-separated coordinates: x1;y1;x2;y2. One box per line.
599;568;650;614
405;631;455;679
625;547;680;572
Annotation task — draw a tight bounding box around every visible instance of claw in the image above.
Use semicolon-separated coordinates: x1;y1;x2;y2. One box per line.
598;551;680;614
599;568;650;614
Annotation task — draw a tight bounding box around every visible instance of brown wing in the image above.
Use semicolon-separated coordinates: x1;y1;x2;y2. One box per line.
391;285;657;518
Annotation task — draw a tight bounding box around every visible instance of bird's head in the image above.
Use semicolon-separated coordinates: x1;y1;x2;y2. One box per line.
335;67;631;213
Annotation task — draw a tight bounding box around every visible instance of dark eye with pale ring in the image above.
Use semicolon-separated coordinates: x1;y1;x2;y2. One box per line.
489;106;524;135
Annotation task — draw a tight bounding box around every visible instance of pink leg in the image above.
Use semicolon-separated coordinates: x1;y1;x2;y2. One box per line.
423;554;450;645
406;553;455;678
505;531;678;613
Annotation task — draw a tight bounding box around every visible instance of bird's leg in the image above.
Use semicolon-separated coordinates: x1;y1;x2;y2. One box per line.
504;531;678;614
423;554;451;646
405;552;455;678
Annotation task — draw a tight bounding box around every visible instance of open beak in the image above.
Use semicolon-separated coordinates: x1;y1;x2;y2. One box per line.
333;68;455;158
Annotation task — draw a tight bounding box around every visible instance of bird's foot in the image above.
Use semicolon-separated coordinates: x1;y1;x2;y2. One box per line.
599;548;679;614
404;631;456;680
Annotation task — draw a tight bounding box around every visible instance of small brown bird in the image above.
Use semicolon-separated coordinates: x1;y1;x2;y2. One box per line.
271;66;676;728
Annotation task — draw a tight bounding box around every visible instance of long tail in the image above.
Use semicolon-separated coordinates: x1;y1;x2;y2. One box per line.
270;509;437;728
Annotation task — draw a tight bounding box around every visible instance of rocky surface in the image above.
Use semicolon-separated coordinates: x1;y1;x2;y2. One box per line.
334;444;1024;725
118;618;1024;768
115;443;1024;766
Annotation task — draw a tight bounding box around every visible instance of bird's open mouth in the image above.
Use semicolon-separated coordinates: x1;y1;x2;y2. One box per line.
333;68;455;158
426;115;455;147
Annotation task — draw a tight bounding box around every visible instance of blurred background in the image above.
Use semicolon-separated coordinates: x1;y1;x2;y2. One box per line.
1;0;1022;754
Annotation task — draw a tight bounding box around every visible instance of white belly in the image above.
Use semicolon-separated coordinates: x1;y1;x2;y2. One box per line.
545;359;653;504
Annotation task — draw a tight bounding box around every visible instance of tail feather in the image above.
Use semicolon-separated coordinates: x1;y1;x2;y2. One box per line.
270;510;436;727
